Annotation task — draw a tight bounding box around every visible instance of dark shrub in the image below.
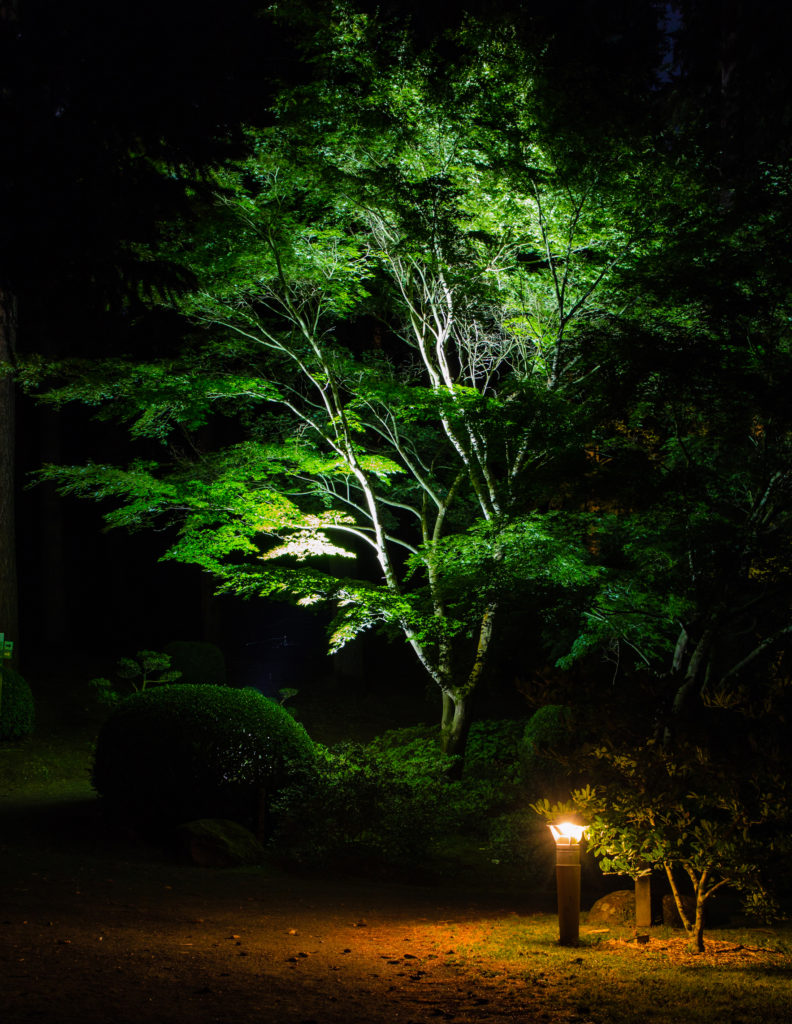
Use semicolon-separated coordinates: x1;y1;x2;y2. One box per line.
92;685;314;831
271;726;510;873
163;641;227;685
520;705;575;786
0;667;35;740
463;718;527;783
271;739;451;872
486;808;557;877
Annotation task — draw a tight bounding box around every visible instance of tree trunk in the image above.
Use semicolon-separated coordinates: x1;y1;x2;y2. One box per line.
664;864;693;930
436;602;498;759
691;898;705;954
37;408;68;647
0;287;18;661
662;622;716;747
440;689;471;758
664;862;706;953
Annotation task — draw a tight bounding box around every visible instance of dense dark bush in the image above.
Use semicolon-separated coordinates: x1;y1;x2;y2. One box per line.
0;667;35;740
163;641;227;685
521;705;575;773
271;726;511;873
463;718;528;783
92;685;314;831
270;740;446;873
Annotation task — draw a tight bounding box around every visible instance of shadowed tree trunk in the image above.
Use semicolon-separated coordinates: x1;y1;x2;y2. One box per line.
440;690;471;757
0;286;18;658
37;407;68;647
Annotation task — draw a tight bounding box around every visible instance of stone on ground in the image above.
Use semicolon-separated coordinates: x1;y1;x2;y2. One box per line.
587;889;636;924
177;818;265;867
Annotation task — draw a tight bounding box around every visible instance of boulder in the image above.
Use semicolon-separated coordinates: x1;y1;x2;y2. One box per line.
587;889;636;924
177;818;265;867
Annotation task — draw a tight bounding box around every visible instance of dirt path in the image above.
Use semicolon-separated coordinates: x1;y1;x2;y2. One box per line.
0;793;569;1024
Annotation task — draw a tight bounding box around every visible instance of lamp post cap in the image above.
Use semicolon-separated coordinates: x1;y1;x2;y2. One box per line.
549;821;587;845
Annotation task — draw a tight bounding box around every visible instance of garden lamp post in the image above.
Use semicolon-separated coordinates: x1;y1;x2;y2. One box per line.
549;821;587;947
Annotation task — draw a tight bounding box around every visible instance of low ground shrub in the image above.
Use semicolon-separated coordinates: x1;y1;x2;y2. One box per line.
92;684;314;831
0;667;35;740
463;718;527;784
486;808;557;879
368;726;505;832
270;741;445;872
271;724;518;873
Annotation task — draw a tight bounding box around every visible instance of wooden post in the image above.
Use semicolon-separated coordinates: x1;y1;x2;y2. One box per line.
635;875;652;928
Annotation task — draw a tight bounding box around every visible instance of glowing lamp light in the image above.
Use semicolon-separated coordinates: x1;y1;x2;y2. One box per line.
549;821;587;845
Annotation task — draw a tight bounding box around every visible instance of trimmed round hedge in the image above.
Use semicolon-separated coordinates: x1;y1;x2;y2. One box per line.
0;667;35;740
92;684;314;830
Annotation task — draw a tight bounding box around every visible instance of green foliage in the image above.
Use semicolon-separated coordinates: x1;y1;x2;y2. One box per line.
92;684;315;830
568;740;791;941
366;726;504;830
32;13;649;751
462;718;527;784
0;667;35;740
528;795;580;824
89;649;181;706
270;741;445;872
271;726;506;872
30;6;792;796
520;705;575;784
163;640;227;685
485;808;556;876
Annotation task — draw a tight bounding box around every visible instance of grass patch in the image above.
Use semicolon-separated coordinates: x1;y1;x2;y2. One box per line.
446;913;792;1024
0;731;95;796
0;673;101;798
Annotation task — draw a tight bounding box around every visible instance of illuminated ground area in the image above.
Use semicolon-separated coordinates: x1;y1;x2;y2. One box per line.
3;694;792;1024
0;795;563;1024
3;792;792;1024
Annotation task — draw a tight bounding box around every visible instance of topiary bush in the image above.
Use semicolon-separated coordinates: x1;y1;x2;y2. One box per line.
89;649;181;706
163;641;227;685
92;684;314;832
0;667;35;740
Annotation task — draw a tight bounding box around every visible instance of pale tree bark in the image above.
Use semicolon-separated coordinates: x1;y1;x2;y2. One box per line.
438;599;499;755
194;168;618;759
